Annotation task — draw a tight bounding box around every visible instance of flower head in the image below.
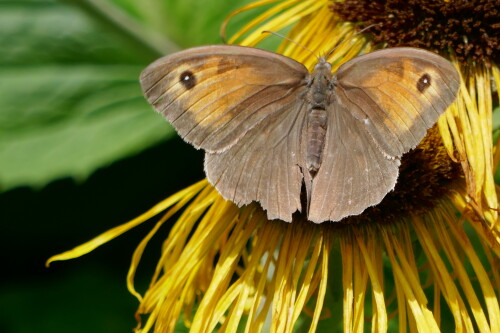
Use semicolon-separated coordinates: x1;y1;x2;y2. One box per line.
49;0;500;332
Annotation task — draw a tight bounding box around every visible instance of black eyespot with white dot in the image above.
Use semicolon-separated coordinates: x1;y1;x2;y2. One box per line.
179;70;196;90
417;73;431;93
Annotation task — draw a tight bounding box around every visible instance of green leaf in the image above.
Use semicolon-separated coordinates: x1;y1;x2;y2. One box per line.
0;0;250;191
0;64;171;186
0;0;171;190
493;105;500;132
108;0;258;47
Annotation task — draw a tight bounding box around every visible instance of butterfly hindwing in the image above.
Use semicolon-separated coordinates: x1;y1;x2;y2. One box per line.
205;101;308;222
308;100;401;222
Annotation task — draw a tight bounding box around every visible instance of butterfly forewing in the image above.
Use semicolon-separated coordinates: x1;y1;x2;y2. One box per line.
334;47;460;157
140;45;309;153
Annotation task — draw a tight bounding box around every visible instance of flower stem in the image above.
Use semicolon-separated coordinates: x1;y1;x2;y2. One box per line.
63;0;179;59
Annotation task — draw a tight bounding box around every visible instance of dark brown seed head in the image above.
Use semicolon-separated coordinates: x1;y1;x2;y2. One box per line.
331;0;499;67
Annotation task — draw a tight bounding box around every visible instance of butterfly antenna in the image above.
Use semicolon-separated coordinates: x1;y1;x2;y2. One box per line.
325;23;382;59
262;31;319;61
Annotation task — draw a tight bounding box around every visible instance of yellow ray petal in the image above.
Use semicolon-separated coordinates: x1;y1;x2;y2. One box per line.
355;231;387;332
46;180;208;266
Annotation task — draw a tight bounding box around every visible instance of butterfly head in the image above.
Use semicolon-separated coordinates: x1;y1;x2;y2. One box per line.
313;57;332;73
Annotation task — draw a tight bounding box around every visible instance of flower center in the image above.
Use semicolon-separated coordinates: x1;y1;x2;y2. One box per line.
331;0;499;67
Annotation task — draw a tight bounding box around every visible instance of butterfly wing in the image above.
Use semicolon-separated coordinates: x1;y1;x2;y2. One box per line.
205;101;308;222
333;47;460;157
140;45;309;153
309;47;459;222
307;100;401;222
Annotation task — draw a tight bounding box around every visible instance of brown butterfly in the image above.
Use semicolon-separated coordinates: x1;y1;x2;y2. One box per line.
140;45;459;223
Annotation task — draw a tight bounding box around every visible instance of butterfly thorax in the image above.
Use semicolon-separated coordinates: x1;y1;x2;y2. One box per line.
306;58;334;176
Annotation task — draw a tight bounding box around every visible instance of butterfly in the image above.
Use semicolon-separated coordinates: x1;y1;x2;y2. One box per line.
140;45;459;223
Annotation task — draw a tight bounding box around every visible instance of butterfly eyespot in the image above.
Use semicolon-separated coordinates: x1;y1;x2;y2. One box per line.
179;70;196;90
417;73;431;93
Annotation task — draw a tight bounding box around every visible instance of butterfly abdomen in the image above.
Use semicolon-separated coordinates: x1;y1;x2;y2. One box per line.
306;108;327;175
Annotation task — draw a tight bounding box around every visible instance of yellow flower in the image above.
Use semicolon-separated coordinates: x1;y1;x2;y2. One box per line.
48;0;500;332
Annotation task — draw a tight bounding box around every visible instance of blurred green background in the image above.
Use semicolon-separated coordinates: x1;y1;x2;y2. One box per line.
0;0;259;332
